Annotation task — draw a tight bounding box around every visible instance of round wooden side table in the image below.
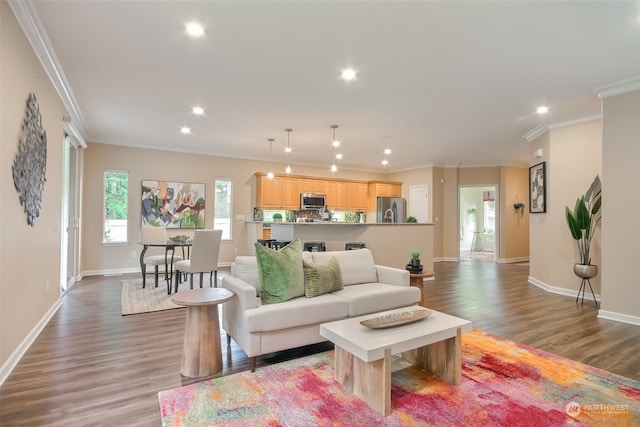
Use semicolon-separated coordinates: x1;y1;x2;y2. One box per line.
409;271;435;306
171;288;234;377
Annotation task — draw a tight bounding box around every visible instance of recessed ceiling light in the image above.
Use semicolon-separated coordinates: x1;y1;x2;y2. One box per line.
341;68;357;81
381;160;389;166
192;106;204;115
384;149;392;155
330;164;337;173
335;153;343;160
536;106;549;114
185;22;204;38
180;126;191;134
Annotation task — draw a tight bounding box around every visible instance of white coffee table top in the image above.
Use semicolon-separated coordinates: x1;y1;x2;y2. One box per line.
320;306;472;363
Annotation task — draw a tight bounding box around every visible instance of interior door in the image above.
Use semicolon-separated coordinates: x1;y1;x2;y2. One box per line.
409;184;429;222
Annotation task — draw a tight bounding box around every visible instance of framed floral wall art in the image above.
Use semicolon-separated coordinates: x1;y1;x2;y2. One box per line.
529;162;546;213
141;180;205;228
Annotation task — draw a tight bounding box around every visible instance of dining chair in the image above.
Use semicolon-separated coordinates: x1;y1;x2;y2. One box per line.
172;229;223;294
141;226;182;288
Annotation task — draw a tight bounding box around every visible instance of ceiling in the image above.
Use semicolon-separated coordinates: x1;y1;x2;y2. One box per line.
29;1;640;173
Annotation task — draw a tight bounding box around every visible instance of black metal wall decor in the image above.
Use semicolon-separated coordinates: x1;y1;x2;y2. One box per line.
12;93;47;226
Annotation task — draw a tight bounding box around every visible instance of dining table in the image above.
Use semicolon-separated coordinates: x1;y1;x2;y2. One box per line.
138;239;192;288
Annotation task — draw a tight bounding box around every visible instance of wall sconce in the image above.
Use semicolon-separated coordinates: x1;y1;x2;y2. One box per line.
513;195;525;213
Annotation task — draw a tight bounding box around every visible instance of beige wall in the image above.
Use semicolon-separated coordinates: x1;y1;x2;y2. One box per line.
1;2;67;368
529;120;602;294
499;166;529;260
82;142;386;274
600;90;640;320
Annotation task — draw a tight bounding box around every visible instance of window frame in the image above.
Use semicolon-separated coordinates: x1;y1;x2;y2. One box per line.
102;169;129;245
213;177;233;241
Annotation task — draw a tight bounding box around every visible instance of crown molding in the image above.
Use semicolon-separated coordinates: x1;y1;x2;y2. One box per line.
547;113;601;130
523;112;602;142
595;76;640;99
523;124;549;142
8;0;87;135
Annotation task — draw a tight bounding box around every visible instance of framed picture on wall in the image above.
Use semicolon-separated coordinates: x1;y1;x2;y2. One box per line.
141;180;206;228
529;162;546;213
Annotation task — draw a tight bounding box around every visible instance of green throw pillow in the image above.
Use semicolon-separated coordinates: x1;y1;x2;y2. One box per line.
303;257;344;298
255;239;304;305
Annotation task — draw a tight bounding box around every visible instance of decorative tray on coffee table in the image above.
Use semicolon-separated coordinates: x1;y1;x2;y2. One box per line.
360;307;432;329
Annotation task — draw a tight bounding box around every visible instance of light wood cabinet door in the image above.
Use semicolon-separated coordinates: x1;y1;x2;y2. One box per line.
281;177;301;209
299;179;315;193
313;180;327;194
357;183;369;211
257;176;282;208
336;181;350;210
325;181;337;209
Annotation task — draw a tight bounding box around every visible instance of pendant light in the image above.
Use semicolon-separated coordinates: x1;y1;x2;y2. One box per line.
267;138;274;179
330;125;340;173
284;128;292;174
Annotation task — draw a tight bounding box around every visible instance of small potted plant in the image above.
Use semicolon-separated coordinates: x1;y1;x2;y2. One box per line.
410;251;421;268
406;216;418;223
272;213;283;223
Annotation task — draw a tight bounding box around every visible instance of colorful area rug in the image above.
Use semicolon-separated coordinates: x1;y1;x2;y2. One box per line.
121;277;209;315
157;329;639;426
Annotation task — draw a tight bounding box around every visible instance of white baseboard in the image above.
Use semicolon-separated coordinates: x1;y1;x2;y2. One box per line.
499;256;529;264
82;263;233;278
0;298;62;387
528;275;640;326
597;310;640;326
435;257;458;262
528;275;601;301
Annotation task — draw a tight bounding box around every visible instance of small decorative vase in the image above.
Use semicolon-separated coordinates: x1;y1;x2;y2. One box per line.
574;264;598;279
410;258;421;268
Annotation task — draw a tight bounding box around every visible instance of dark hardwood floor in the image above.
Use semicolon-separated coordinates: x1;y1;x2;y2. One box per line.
0;261;638;426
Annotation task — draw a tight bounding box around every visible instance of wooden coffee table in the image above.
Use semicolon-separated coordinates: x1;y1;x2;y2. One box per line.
320;306;471;416
171;288;234;377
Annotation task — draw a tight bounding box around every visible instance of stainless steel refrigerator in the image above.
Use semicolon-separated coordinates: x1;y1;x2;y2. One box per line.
376;197;406;223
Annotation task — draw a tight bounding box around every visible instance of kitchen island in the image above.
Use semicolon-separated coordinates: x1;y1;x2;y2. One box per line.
264;222;434;271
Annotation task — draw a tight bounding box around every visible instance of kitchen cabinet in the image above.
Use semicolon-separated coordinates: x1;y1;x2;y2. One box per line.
368;181;403;211
313;180;326;194
325;181;337;209
281;177;301;209
256;173;401;212
299;179;315;193
256;175;282;208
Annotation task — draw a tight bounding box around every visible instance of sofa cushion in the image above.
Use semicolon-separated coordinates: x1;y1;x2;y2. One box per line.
331;283;421;317
303;257;343;298
255;239;304;304
232;256;260;292
245;293;349;332
311;249;377;286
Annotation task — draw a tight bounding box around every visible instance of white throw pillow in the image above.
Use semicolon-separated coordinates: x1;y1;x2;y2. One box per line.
311;248;377;286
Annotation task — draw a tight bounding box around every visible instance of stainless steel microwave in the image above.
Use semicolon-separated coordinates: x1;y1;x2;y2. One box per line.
300;193;327;210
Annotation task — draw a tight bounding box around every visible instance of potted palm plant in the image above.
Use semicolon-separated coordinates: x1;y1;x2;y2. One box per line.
565;175;601;279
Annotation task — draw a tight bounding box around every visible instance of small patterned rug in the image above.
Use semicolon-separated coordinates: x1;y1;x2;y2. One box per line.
121;277;211;315
157;329;639;426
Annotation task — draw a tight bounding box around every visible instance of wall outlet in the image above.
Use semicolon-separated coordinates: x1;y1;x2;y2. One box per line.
234;247;239;254
235;214;245;220
131;251;137;258
45;280;49;292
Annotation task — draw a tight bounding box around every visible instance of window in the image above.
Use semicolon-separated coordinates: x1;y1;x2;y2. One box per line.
214;178;232;240
484;200;495;234
103;170;128;243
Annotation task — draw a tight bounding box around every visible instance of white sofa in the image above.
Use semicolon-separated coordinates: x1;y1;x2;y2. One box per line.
221;248;421;371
